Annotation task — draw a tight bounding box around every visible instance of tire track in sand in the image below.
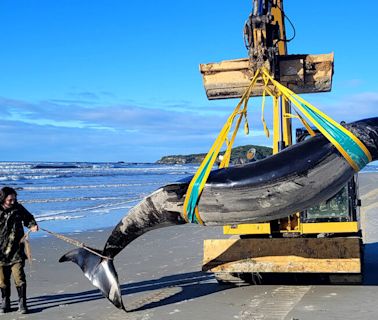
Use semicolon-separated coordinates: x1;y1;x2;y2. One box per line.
239;286;311;320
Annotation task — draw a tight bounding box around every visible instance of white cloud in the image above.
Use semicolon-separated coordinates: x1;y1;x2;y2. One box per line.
1;89;375;162
321;91;378;122
0;96;245;161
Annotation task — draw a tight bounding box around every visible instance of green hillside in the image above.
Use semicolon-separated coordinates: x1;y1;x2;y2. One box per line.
156;145;272;164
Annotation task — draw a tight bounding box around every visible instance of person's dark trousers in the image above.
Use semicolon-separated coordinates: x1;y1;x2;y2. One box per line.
0;262;27;313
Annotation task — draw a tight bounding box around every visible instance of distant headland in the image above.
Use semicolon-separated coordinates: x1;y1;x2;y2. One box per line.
156;145;272;165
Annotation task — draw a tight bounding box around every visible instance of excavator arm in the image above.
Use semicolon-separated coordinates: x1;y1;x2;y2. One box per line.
243;0;291;150
201;1;361;284
243;0;286;75
200;1;334;101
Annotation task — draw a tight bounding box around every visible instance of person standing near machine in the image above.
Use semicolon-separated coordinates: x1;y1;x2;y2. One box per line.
0;187;38;314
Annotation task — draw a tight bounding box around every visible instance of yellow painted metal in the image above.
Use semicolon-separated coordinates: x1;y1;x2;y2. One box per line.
271;0;287;56
200;54;334;99
272;0;292;148
282;102;292;147
200;1;362;278
272;96;280;154
223;221;358;235
230;0;291;230
300;222;359;234
223;223;271;235
202;1;356;238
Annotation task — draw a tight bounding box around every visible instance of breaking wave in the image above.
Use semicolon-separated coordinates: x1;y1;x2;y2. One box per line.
0;161;192;234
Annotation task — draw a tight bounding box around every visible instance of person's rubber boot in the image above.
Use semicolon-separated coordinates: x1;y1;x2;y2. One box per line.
16;284;28;314
0;287;11;313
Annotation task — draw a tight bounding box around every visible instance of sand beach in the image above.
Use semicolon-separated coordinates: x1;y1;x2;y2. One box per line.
0;171;377;320
1;1;377;319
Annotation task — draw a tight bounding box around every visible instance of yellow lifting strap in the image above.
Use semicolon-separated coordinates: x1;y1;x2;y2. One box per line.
183;67;372;224
284;111;316;137
260;68;372;171
182;69;260;224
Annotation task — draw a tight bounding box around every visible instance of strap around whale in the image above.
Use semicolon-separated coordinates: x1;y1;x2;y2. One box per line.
183;68;373;224
182;70;261;224
260;69;372;171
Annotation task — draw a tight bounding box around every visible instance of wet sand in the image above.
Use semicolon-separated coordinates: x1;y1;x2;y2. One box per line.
1;172;378;320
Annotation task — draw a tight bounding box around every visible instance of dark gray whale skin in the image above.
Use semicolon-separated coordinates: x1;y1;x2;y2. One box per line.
59;117;378;310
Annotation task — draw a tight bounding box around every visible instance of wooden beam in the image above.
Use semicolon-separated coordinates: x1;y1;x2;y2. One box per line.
200;53;334;100
202;237;361;273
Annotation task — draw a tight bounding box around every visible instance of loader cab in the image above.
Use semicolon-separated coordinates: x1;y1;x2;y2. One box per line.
295;127;360;229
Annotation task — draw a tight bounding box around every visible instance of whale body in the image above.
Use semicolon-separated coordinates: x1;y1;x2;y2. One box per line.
59;117;378;310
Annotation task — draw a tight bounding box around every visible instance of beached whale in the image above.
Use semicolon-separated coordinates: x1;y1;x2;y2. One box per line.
59;117;378;310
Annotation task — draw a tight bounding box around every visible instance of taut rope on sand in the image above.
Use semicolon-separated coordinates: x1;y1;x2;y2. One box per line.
21;227;111;260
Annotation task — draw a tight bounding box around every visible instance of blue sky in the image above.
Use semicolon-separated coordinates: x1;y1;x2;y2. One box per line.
0;1;377;162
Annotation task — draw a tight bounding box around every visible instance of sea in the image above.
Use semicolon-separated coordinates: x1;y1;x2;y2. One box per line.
0;161;377;237
0;161;198;237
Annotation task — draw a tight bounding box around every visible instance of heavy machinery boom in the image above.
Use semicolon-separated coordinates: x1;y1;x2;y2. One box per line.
201;0;363;284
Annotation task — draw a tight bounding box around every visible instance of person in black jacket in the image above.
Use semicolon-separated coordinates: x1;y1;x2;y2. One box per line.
0;187;38;314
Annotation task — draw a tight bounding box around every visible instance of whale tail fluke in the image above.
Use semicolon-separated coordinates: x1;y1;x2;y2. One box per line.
59;248;125;311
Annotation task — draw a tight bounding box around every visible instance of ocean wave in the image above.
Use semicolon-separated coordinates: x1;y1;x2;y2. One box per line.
34;198;140;218
0;174;62;181
1;163;194;171
20;182;160;191
0;168;193;182
0;165;33;170
32;164;80;169
21;195;131;204
0;161;191;233
36;215;85;222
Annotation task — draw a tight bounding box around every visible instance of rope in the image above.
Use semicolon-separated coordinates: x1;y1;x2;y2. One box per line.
39;227;111;260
